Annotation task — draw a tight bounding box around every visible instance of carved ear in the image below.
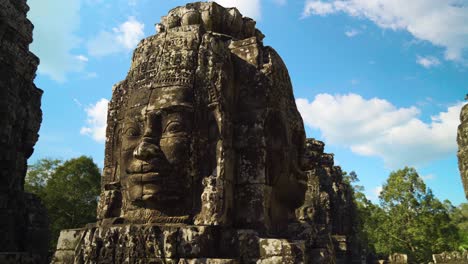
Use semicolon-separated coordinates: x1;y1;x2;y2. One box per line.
206;111;220;175
265;111;287;185
208;111;220;142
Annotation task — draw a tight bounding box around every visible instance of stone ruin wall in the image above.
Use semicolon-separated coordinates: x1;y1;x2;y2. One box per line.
297;138;358;263
457;104;468;199
0;0;48;263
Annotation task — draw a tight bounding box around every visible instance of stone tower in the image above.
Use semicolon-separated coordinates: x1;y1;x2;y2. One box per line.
0;0;49;263
457;104;468;199
53;2;357;263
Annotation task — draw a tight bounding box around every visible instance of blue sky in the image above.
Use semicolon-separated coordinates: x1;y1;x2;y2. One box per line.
27;0;468;205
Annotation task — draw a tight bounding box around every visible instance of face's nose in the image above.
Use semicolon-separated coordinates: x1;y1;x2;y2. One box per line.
133;140;162;161
133;111;162;161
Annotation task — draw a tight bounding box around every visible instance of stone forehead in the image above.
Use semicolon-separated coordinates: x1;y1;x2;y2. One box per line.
126;86;194;113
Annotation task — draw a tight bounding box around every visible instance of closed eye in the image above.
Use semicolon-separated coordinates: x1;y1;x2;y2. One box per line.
125;127;141;137
164;121;185;133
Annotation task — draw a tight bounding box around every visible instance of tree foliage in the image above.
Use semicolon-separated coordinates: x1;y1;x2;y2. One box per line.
450;203;468;250
24;158;62;195
25;156;101;249
351;167;462;263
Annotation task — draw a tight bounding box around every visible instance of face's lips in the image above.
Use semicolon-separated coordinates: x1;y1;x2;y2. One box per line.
128;172;162;184
126;159;170;174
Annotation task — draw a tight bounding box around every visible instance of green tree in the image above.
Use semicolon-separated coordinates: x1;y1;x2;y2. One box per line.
450;203;468;250
345;168;465;262
344;171;387;260
24;158;62;195
375;167;459;262
25;156;101;249
343;170;359;185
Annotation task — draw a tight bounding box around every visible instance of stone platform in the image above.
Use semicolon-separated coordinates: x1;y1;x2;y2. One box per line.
52;225;307;264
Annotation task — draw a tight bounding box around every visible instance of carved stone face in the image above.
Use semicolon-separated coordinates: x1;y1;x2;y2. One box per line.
263;111;307;230
266;112;307;209
120;87;193;210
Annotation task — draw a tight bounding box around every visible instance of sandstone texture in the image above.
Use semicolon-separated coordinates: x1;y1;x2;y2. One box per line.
457;104;468;199
0;0;48;262
432;251;468;263
387;253;407;264
53;2;357;263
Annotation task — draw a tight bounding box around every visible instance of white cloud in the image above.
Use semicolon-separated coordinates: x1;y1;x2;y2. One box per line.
85;72;98;79
302;0;468;62
214;0;261;20
416;55;441;68
87;17;144;57
296;93;466;168
73;98;82;107
303;1;335;16
372;186;383;201
373;186;383;197
364;185;382;201
28;0;84;82
80;99;109;143
421;174;436;180
76;55;89;62
345;29;360;37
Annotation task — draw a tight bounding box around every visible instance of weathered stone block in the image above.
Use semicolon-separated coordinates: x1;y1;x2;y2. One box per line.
234;184;271;229
259;239;283;257
56;228;85;251
178;226;217;258
433;251;468;263
178;259;238;264
51;250;76;264
388;253;407;264
258;238;305;263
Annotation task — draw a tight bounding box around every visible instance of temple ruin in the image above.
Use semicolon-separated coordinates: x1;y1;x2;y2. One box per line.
0;0;49;263
52;3;358;263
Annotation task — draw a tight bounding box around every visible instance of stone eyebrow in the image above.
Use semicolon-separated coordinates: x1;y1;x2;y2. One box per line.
147;103;194;116
159;103;194;113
